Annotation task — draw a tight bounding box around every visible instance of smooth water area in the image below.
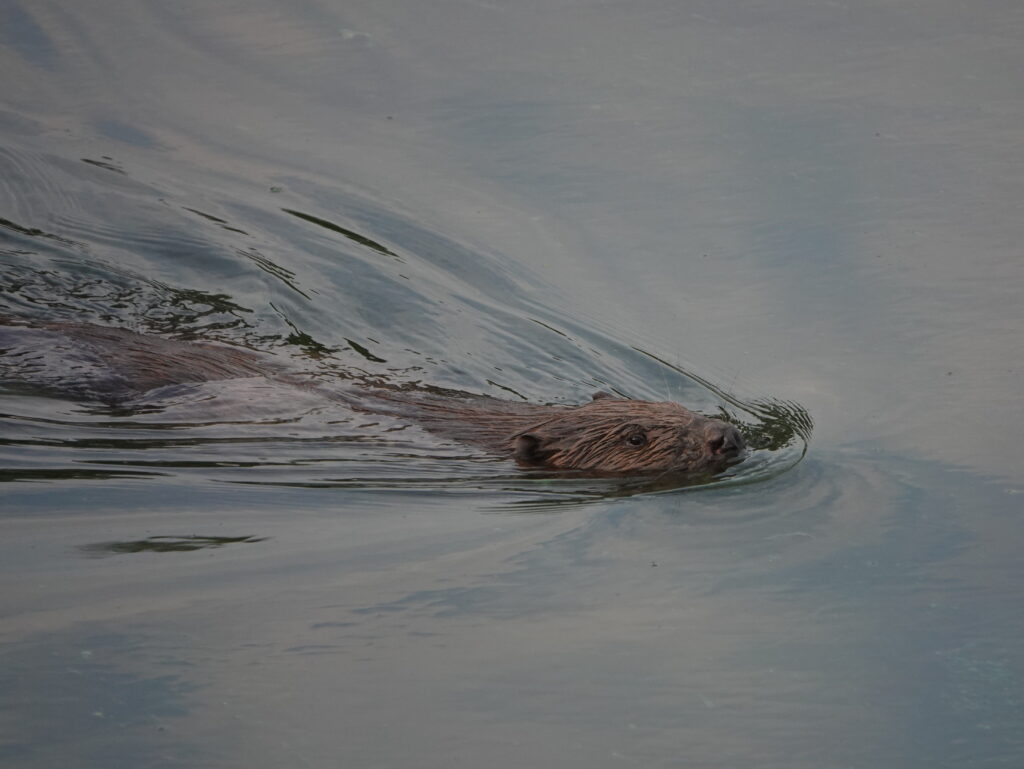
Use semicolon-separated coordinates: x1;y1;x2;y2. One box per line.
1;1;1022;767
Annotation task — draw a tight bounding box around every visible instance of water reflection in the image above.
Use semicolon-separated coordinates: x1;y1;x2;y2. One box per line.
282;208;401;259
80;534;268;556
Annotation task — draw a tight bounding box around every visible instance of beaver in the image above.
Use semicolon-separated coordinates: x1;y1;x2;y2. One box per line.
0;320;745;476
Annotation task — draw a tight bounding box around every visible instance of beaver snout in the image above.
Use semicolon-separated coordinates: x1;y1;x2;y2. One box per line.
704;422;745;460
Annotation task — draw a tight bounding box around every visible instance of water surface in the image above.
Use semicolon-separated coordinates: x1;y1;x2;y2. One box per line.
1;1;1022;767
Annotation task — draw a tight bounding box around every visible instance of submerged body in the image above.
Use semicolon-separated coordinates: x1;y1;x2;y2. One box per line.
0;320;745;476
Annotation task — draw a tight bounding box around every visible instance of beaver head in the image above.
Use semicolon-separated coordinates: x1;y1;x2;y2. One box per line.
510;393;746;475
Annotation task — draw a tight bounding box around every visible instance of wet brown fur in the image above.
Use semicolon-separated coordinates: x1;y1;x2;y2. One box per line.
364;391;743;474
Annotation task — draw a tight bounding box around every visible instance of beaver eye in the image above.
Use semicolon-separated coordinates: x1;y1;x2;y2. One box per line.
625;431;647;447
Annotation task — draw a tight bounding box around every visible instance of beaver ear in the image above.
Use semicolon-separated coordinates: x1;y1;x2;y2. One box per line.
591;391;615;401
513;433;554;466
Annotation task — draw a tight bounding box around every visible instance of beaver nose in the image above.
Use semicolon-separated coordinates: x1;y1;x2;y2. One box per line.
705;423;745;458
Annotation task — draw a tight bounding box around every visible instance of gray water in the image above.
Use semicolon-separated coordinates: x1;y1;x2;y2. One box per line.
1;1;1022;767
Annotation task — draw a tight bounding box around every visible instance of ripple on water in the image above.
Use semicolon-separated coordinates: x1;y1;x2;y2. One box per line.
0;141;810;503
